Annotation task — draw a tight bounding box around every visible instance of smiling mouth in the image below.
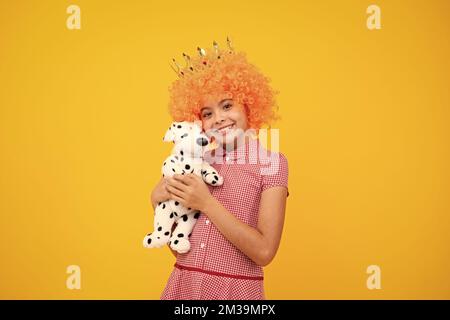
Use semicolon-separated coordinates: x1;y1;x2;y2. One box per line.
217;123;235;134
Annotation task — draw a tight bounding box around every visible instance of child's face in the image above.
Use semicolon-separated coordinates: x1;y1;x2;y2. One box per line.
200;97;248;146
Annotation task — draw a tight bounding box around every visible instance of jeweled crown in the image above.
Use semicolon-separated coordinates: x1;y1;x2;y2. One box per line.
170;36;235;78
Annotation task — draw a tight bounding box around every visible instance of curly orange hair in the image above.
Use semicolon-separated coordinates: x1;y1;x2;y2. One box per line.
168;50;280;130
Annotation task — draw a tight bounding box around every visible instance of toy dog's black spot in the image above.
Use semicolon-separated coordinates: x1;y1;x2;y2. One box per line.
185;164;190;170
180;150;184;155
175;201;179;206
147;238;152;244
177;233;184;238
157;226;162;231
214;175;218;180
182;215;188;222
170;212;174;218
164;231;170;236
174;240;179;244
194;212;200;219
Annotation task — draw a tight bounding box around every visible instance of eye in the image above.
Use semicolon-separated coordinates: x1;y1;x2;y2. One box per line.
223;103;232;110
202;112;212;119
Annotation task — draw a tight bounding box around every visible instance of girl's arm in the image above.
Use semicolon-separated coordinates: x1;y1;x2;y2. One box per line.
201;186;288;267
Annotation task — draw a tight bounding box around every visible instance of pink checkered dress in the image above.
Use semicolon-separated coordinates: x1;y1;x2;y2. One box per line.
160;137;289;300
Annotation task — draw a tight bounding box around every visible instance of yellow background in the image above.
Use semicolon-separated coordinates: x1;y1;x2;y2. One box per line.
1;0;449;299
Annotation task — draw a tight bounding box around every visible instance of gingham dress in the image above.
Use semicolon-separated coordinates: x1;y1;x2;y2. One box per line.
160;137;289;300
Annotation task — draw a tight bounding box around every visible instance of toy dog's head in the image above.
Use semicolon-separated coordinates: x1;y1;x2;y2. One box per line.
163;120;212;157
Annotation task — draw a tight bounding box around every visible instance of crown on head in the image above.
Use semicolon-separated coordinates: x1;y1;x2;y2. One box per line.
170;36;235;78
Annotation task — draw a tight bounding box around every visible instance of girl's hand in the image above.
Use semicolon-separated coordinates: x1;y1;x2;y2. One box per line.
166;174;213;212
151;177;171;207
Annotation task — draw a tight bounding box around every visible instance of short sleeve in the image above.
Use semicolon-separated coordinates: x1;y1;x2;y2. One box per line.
261;152;289;197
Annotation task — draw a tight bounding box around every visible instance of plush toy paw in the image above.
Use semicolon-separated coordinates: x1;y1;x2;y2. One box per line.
143;232;169;249
169;237;191;254
214;175;224;186
202;169;224;186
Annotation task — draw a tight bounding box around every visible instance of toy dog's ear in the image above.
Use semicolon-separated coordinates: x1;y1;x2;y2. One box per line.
163;124;176;142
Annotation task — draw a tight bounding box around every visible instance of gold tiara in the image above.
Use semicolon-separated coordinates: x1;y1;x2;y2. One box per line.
170;36;235;77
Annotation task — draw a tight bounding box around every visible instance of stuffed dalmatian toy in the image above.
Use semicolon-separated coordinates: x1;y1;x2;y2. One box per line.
143;121;223;253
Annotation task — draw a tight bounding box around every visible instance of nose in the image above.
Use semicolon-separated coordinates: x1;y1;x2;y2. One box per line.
196;137;209;146
215;114;226;125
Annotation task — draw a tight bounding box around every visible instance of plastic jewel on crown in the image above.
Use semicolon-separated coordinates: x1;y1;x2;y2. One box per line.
170;58;184;76
197;47;207;57
226;36;234;53
213;41;221;59
182;53;194;73
197;47;208;67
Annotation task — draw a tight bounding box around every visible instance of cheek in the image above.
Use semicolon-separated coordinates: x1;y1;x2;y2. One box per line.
232;110;248;127
201;119;212;131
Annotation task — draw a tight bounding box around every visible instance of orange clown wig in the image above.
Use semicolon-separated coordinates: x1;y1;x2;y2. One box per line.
168;40;280;131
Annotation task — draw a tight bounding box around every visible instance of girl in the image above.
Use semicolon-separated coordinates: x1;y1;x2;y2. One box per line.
151;40;289;300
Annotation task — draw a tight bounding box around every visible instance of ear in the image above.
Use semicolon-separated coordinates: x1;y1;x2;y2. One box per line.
163;124;175;142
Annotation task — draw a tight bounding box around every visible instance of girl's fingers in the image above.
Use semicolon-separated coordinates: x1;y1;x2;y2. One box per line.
186;174;199;181
169;193;185;207
172;174;191;185
167;177;188;192
166;184;185;199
